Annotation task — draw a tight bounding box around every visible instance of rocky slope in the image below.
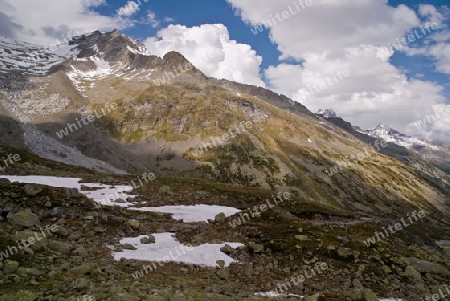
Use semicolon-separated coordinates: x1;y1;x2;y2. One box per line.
0;144;449;300
315;111;450;197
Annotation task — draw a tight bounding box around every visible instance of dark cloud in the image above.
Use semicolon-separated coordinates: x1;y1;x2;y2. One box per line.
0;11;23;38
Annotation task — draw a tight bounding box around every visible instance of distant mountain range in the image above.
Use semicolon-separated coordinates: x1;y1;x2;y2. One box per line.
316;109;450;195
316;109;450;152
0;29;449;213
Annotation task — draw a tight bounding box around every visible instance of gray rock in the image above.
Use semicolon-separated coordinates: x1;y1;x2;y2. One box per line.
16;267;44;277
75;247;89;258
361;289;378;301
55;226;70;238
305;293;320;301
123;244;137;250
216;260;225;268
159;185;173;195
0;178;11;186
140;235;156;244
216;267;230;280
405;265;423;282
69;264;91;276
249;243;264;253
214;212;226;224
8;210;40;227
407;257;450;276
48;239;71;254
67;231;83;241
24;183;43;196
3;260;19;274
220;244;235;254
352;279;364;289
52;207;66;218
66;187;80;197
127;219;140;229
13;291;38;301
294;235;309;241
14;230;48;250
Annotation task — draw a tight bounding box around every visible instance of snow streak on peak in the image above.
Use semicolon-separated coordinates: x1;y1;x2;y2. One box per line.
367;123;443;151
317;109;337;118
0;37;79;76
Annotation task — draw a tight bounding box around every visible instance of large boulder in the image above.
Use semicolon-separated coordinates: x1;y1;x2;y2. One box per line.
14;230;48;251
0;178;11;187
3;260;19;274
127;219;140;229
214;212;226;224
8;210;40;227
24;183;43;196
249;243;264;253
55;226;70;238
48;239;71;254
405;265;423;283
407;257;450;276
140;235;156;244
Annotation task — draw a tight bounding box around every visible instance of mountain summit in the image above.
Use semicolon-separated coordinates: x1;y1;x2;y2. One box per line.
316;109;337;118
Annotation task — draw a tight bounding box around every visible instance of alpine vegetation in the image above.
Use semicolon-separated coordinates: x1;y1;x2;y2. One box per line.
56;102;117;139
193;121;253;156
324;138;388;177
228;192;291;228
363;210;425;247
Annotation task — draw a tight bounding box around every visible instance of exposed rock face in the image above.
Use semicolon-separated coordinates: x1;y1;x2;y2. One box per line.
317;109;337;118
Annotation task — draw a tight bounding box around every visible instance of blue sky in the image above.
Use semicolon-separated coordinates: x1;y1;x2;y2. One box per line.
95;0;283;70
1;0;449;140
94;0;450;97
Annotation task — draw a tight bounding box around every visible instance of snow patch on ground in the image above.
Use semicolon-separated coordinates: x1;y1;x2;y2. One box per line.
112;233;243;267
130;204;241;222
255;292;303;298
0;175;134;205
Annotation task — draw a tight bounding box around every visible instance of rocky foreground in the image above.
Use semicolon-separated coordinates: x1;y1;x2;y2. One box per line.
0;172;449;301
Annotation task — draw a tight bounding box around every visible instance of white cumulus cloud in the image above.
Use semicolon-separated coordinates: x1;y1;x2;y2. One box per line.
116;1;140;18
0;0;131;45
143;24;265;87
228;0;450;140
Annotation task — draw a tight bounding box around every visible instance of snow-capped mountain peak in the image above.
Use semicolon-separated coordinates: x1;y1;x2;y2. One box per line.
0;37;78;77
366;123;447;151
367;123;408;140
316;109;337;118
